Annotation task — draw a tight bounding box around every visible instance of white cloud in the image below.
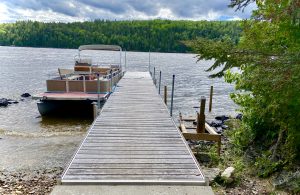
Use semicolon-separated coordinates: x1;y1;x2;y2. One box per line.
0;0;256;23
0;3;13;22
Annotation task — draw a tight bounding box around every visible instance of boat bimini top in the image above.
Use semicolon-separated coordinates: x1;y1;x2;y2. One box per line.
78;44;122;51
76;44;122;69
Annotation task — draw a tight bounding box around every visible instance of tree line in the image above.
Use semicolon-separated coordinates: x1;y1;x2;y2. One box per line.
192;0;300;189
0;19;241;53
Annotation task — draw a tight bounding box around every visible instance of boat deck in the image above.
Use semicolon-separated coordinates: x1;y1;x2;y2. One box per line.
61;72;205;185
33;92;109;101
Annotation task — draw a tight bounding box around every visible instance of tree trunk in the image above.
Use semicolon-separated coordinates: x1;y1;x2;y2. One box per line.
271;128;286;161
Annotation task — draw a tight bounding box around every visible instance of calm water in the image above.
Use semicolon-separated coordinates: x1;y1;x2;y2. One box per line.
0;46;237;171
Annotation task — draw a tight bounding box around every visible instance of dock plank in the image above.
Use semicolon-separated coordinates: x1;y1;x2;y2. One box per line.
61;72;205;185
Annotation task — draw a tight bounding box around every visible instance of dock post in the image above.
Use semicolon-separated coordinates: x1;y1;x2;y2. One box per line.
97;74;100;109
66;76;69;93
209;86;213;112
164;86;167;105
92;102;98;119
83;75;86;93
170;75;175;116
158;71;161;94
125;50;127;71
148;51;150;72
153;67;156;85
197;96;206;133
110;69;113;92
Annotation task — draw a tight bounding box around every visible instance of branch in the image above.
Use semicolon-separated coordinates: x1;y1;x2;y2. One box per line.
229;0;256;11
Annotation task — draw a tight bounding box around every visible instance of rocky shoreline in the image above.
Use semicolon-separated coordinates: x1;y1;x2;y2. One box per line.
0;93;31;107
193;116;295;194
0;168;62;195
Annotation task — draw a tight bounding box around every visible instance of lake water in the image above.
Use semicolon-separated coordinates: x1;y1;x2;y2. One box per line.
0;46;237;171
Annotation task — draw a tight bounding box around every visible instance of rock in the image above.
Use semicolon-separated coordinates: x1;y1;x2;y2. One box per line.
221;167;235;178
236;113;243;120
21;93;31;98
15;190;22;194
221;125;228;129
8;100;19;104
215;127;223;134
197;153;211;163
0;98;8;107
7;99;19;104
244;146;259;162
202;168;221;183
215;115;230;122
221;167;235;183
209;120;223;127
272;170;300;192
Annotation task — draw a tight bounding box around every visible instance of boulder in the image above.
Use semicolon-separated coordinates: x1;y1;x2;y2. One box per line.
197;153;211;163
221;125;228;129
209;120;223;127
215;115;230;122
21;93;31;98
7;99;18;104
0;98;8;107
272;170;300;192
215;127;223;134
192;120;197;125
236;113;243;120
221;167;235;183
202;168;221;183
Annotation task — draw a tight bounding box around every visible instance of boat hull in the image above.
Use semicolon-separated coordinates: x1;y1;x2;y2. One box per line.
37;100;104;117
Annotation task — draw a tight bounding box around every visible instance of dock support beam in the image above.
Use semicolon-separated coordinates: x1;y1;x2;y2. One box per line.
97;74;100;109
170;75;175;116
92;102;98;119
197;96;206;133
209;86;213;112
164;86;167;105
158;71;161;94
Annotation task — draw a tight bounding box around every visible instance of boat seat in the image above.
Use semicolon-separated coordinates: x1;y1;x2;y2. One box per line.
58;68;74;80
67;75;81;80
74;66;92;72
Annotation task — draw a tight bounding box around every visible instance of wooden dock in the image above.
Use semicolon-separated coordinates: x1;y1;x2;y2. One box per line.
61;72;205;185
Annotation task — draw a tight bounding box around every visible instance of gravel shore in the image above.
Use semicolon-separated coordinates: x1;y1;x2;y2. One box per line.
0;168;63;195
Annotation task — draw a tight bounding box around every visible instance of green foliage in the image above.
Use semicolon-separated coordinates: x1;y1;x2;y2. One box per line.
191;0;300;176
0;20;242;53
207;145;221;166
255;152;284;178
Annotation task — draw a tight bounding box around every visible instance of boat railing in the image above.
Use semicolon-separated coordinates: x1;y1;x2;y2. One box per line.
46;69;122;93
74;54;121;68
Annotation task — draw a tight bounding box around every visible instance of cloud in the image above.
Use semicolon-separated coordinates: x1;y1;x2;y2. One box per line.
0;0;256;23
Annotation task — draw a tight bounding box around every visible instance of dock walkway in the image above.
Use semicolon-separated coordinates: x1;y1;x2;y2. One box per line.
61;72;205;185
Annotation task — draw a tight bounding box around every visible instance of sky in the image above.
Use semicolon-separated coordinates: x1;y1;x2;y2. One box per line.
0;0;256;23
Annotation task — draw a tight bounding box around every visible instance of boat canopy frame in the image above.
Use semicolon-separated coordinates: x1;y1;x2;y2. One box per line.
78;44;122;51
77;44;122;69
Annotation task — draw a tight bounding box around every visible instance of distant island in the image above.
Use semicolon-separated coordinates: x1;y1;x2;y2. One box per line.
0;19;241;53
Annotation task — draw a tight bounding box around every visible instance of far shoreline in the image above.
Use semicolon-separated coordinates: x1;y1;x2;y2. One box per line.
0;45;196;54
